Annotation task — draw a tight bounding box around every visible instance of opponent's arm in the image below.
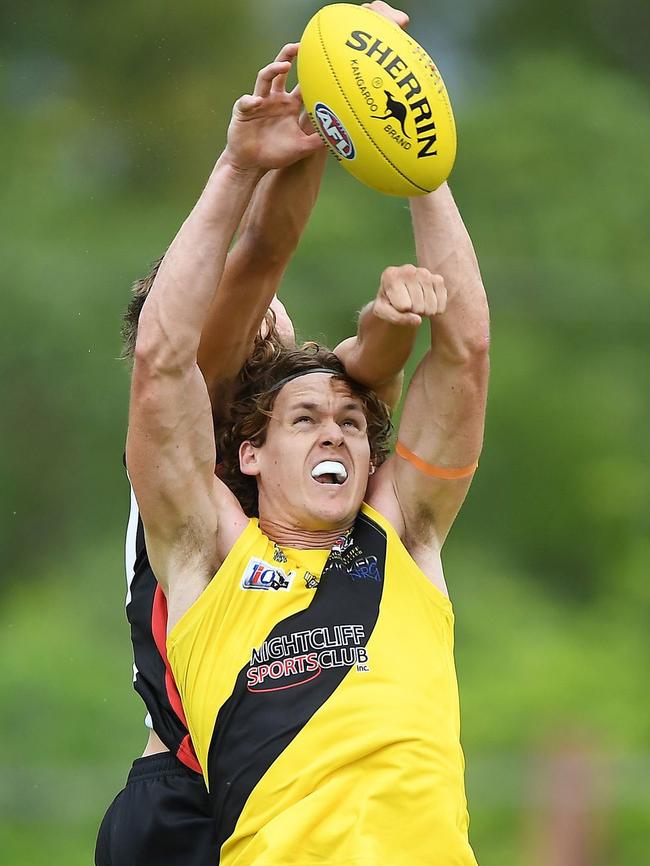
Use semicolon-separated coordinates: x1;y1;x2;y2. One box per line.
127;46;322;628
326;3;412;410
333;285;420;411
370;183;490;548
197;1;409;393
197;142;327;390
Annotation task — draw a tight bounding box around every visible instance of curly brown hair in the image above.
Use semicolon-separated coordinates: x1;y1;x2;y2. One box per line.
216;330;393;517
120;255;164;360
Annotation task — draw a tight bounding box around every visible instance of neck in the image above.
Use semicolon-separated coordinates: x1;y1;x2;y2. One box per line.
258;517;353;549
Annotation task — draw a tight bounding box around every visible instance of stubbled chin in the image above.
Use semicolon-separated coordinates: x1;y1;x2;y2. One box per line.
306;490;361;527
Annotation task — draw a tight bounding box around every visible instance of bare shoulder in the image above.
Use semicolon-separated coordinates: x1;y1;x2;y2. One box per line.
143;474;250;632
215;482;252;555
365;458;449;598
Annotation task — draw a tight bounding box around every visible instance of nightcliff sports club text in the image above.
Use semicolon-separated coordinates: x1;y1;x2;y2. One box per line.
247;625;370;691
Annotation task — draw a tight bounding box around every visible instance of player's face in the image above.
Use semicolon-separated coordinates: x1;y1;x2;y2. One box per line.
240;374;372;531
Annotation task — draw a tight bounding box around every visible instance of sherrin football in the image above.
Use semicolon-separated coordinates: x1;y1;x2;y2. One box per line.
298;3;456;196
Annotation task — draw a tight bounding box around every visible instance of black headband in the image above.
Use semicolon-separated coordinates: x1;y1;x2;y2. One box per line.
268;367;341;394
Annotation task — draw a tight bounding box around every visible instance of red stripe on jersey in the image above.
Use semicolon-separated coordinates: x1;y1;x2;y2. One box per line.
178;733;202;774
151;584;201;773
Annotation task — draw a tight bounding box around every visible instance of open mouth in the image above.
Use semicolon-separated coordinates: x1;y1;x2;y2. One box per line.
311;460;348;486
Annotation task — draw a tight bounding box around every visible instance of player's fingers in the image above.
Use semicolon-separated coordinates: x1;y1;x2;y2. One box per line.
420;279;438;317
376;299;421;327
298;105;317;135
271;43;300;92
412;268;436;316
235;94;264;115
276;41;300;61
382;265;419;311
408;272;429;316
271;71;290;94
384;276;414;313
362;2;410;29
413;278;434;318
300;130;327;153
253;59;292;98
386;263;429;311
289;83;313;122
394;310;422;327
431;274;447;315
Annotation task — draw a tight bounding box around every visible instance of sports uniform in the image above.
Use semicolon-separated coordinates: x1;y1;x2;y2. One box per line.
95;481;216;866
168;503;478;866
123;484;201;772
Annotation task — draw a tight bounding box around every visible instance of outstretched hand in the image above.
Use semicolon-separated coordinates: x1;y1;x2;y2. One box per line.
373;265;447;328
224;43;325;173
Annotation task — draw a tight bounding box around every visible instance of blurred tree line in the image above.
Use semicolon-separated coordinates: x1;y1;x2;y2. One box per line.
1;1;648;863
2;0;647;597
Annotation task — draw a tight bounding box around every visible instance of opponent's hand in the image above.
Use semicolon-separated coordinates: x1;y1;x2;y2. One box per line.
362;1;410;29
224;43;325;173
373;265;447;328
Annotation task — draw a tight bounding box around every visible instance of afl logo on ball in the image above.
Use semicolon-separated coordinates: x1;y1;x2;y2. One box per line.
314;102;355;160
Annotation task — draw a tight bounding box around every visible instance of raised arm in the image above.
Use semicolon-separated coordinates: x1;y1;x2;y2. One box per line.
370;183;490;552
127;46;322;629
333;275;422;411
197;140;327;391
197;0;410;395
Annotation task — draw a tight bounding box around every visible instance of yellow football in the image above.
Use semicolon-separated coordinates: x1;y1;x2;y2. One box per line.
298;3;456;196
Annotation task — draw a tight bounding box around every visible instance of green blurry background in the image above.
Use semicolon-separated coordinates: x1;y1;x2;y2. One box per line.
1;1;648;863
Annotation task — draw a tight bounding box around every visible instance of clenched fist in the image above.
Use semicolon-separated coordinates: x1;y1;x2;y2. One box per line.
373;265;447;328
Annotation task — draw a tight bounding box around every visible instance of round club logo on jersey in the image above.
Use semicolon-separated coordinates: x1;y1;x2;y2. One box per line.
313;102;356;160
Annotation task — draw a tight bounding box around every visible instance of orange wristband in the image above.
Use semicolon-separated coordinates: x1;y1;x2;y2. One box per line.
395;441;478;480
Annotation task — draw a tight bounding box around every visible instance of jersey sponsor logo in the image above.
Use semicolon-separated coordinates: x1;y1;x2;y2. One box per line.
348;555;380;582
241;558;295;592
303;571;320;590
330;536;383;586
247;624;370;692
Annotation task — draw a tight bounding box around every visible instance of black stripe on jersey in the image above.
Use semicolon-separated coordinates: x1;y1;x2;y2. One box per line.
127;509;193;759
128;516;172;733
208;511;387;859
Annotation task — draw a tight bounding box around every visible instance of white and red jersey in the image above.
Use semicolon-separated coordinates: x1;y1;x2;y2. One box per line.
125;479;201;773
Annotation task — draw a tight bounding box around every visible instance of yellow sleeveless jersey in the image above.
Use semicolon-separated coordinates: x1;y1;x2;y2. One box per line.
167;503;477;866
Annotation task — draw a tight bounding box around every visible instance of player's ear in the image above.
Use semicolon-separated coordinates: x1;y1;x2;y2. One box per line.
239;441;261;477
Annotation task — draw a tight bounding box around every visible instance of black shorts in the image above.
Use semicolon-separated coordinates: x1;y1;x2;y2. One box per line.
95;752;216;866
